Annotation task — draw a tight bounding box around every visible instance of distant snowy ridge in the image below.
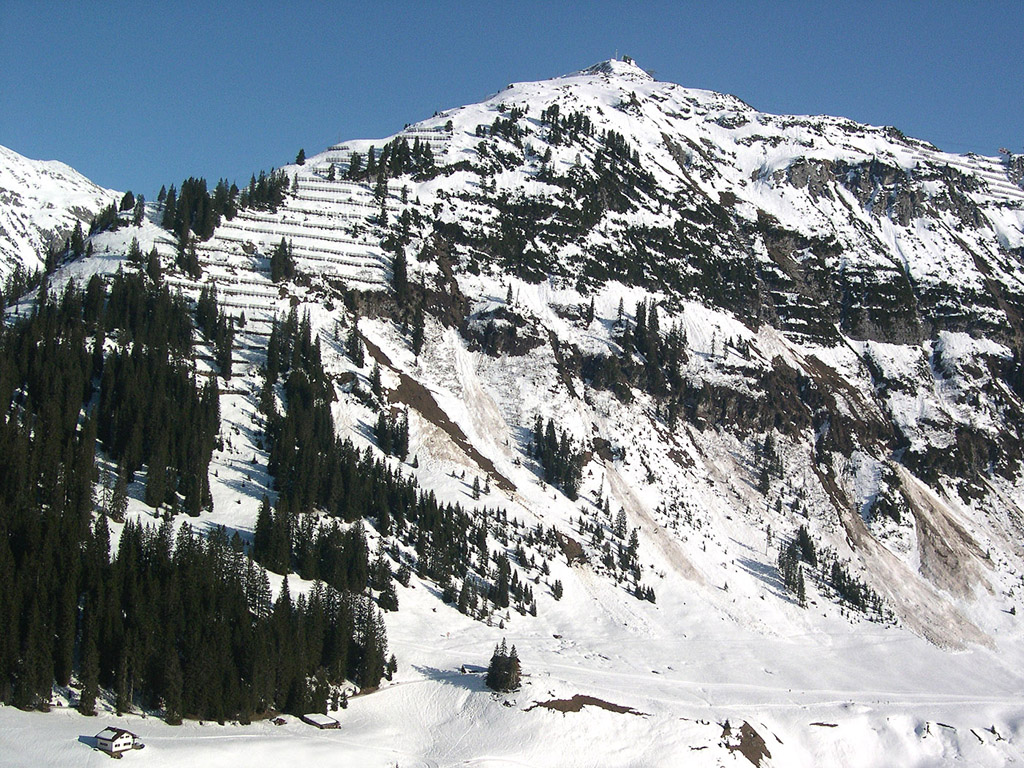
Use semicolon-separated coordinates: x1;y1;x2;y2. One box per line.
0;144;119;279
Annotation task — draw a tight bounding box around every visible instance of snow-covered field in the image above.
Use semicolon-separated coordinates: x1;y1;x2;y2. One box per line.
4;560;1024;767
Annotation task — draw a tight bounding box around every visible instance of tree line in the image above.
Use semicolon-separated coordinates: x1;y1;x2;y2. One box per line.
157;169;290;245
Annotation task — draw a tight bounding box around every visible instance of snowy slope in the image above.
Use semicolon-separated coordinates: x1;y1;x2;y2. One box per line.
5;59;1024;766
0;144;119;278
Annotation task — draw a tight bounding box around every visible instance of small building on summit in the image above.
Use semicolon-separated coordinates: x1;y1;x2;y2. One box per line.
95;727;139;755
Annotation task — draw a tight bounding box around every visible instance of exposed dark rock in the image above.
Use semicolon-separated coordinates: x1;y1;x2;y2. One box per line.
784;158;834;200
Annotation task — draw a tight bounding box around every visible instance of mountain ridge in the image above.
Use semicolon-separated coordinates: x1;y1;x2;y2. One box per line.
4;58;1024;765
302;58;1024;347
0;143;119;280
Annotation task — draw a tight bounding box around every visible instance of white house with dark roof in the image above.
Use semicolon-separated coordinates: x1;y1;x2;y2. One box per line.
95;727;138;755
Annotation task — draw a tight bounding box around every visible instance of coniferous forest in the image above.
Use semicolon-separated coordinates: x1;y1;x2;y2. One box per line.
0;261;545;722
0;272;390;720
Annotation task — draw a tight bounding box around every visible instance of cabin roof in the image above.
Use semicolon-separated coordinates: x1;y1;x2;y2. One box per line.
96;727;135;740
301;712;339;726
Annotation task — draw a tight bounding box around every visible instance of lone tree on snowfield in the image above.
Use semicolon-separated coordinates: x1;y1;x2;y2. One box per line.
485;638;521;692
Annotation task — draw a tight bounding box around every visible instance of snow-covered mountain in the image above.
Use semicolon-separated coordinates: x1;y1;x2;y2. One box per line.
5;59;1024;766
0;144;119;279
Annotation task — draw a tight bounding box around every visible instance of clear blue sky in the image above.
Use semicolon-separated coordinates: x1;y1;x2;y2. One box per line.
2;1;1021;196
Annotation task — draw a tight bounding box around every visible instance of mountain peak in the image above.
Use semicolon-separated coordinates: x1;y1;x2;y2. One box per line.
573;57;655;82
7;54;1024;768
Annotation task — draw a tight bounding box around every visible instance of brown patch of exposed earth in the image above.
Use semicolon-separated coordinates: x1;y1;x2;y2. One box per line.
360;333;515;492
723;721;772;767
527;694;645;716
